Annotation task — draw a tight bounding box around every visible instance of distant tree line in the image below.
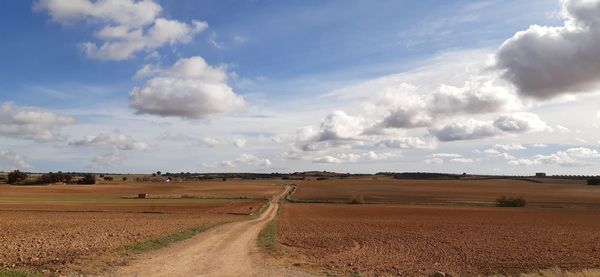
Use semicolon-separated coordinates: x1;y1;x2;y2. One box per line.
5;170;96;185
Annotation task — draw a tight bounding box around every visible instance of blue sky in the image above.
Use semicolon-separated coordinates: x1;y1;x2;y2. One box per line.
4;0;600;174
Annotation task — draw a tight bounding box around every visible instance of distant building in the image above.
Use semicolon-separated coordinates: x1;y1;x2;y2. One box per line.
535;172;547;177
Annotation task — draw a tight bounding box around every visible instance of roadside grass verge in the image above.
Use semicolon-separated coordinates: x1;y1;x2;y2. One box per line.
257;217;279;253
117;222;228;255
251;201;270;219
257;201;281;254
0;269;42;277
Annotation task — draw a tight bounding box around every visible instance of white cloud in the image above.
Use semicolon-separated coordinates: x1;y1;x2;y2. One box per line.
449;158;474;163
493;112;551;133
508;147;600;167
494;143;526;151
424;157;444;164
0;150;31;170
233;138;247;148
89;151;126;168
430;78;521;115
555;125;570;133
70;131;150;151
495;0;600;99
377;137;436;149
429;153;463;158
0;102;74;142
565;147;600;158
431;119;497;141
313;151;400;164
34;0;207;60
220;154;271;167
129;56;245;119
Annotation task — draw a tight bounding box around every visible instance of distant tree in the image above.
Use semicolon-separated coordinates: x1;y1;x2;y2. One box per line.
156;171;162;176
7;170;27;184
79;174;96;185
39;172;73;184
103;176;114;181
587;178;600;186
122;176;128;181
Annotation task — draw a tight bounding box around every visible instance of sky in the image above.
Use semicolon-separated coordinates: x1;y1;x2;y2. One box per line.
2;0;600;175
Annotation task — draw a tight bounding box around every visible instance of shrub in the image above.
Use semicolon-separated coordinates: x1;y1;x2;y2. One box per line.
347;194;365;204
39;172;73;184
496;196;527;207
103;176;114;181
587;178;600;186
78;174;96;185
7;170;27;184
122;176;128;181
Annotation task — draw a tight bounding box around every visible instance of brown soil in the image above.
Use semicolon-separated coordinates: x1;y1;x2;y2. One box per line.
107;186;310;277
292;178;600;207
0;180;278;275
278;204;600;277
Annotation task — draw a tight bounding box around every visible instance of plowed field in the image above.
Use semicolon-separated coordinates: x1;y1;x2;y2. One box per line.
0;181;278;275
279;204;600;277
292;178;600;207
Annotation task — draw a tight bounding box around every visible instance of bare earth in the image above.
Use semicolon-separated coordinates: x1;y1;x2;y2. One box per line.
106;186;309;277
279;204;600;277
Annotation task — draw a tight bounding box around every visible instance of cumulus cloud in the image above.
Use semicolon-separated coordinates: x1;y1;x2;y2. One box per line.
430;78;520;115
293;111;365;151
555;125;570;133
493;143;526;151
220;154;272;167
313;151;400;164
377;137;436;149
0;102;74;142
0;150;31;169
493;112;551;133
424;157;444;164
430;119;497;141
233;138;247;148
508;147;600;167
129;56;245;119
431;112;551;142
89;152;126;168
495;0;600;99
449;158;474;163
34;0;208;60
70;131;150;151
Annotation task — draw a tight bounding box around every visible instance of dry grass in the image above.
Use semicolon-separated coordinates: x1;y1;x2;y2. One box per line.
517;268;600;277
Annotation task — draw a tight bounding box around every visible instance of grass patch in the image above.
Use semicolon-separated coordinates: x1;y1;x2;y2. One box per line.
519;268;600;277
257;217;279;253
249;201;269;219
117;222;227;255
0;269;42;277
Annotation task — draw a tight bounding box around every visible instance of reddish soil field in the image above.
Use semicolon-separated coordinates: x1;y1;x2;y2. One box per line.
0;181;281;275
292;178;600;207
0;180;281;198
0;210;244;275
278;204;600;277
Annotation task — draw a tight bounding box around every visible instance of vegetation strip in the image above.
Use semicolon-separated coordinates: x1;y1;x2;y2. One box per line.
257;217;279;253
0;268;42;277
117;222;228;255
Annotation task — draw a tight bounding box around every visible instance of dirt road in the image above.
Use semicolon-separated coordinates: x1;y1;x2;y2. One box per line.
106;185;309;277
